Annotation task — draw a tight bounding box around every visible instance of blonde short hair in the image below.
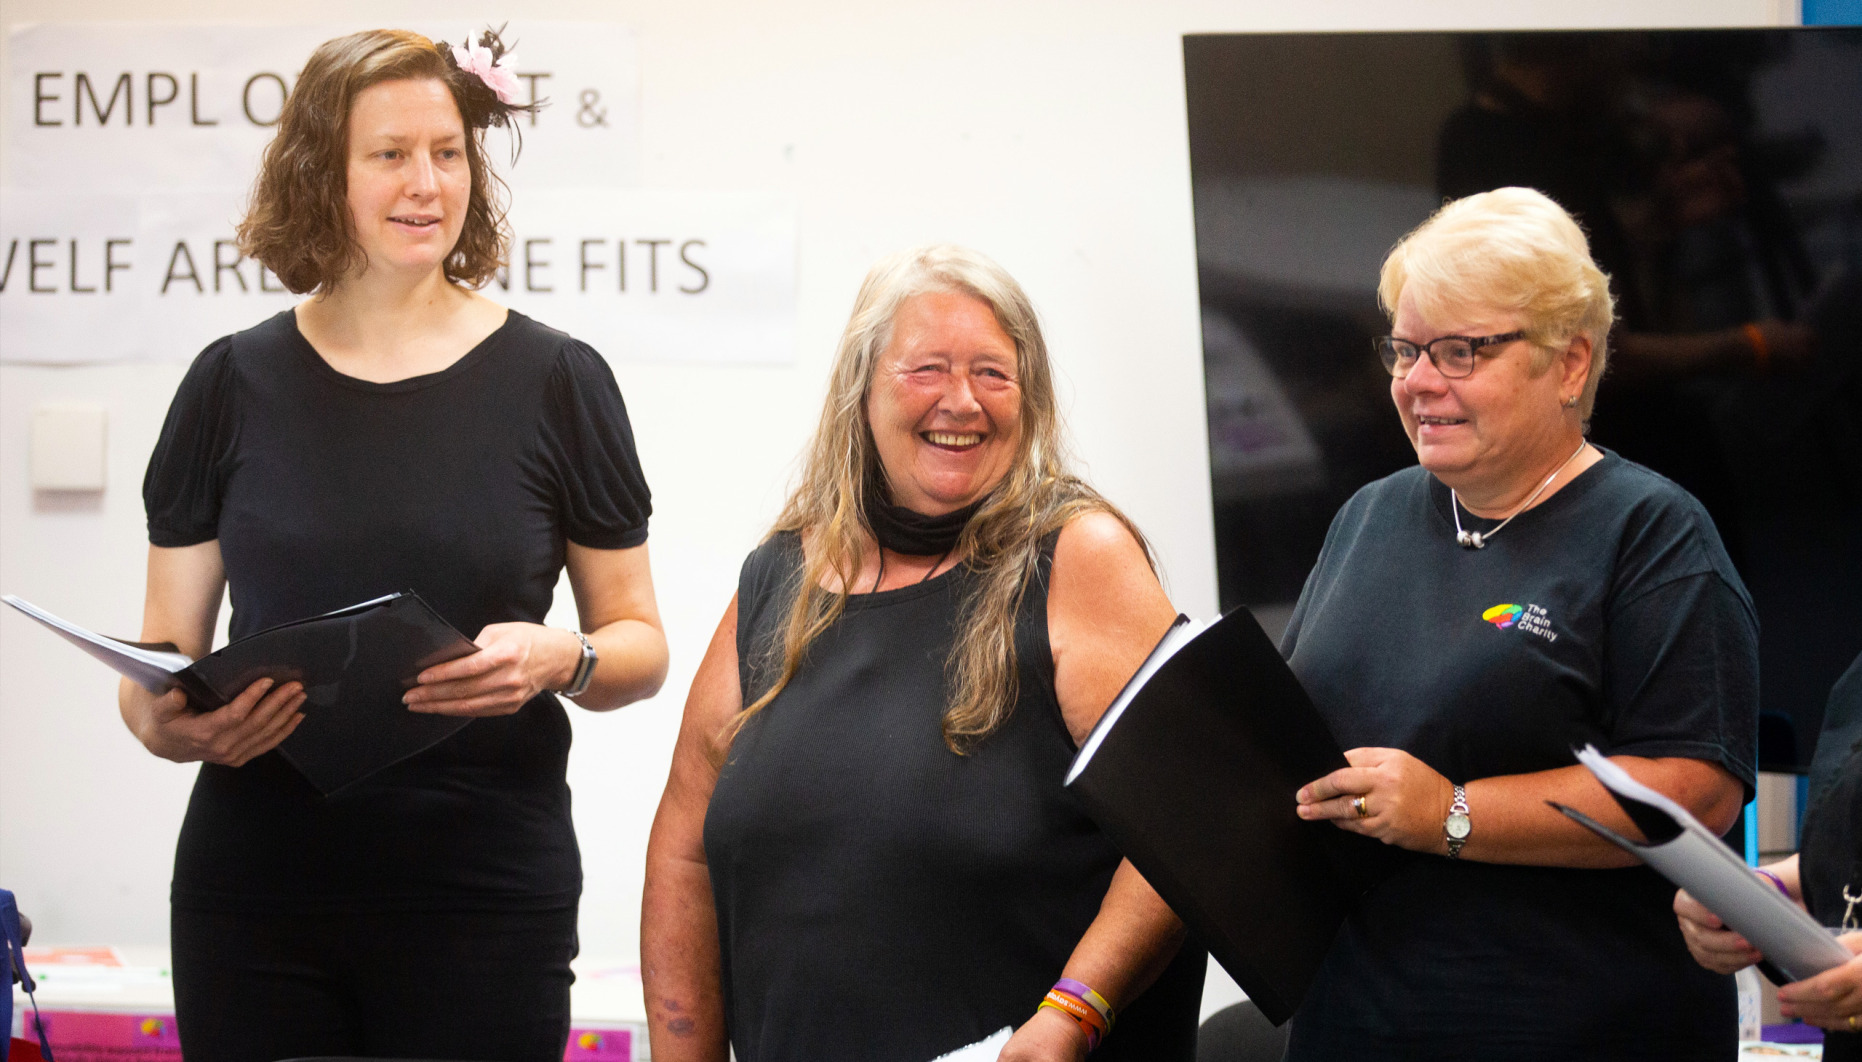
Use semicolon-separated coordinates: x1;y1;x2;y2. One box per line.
1379;187;1615;419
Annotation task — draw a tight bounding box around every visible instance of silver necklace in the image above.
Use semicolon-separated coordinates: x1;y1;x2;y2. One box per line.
1452;441;1589;550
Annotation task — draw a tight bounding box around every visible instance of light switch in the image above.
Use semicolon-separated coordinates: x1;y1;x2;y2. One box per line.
30;403;108;491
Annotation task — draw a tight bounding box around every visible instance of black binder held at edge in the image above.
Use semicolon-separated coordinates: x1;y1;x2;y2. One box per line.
4;591;479;795
1064;608;1398;1026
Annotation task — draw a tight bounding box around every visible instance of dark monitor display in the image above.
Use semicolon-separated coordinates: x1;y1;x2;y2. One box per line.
1185;29;1862;771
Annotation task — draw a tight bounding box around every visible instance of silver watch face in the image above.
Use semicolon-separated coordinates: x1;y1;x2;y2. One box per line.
1446;812;1472;840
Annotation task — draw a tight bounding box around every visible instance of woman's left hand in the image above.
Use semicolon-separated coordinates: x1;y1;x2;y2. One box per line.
1777;934;1862;1032
403;621;579;717
997;1007;1088;1062
1297;747;1455;854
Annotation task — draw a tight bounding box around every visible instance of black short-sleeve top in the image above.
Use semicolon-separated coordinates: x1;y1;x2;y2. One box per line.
142;308;650;912
1800;732;1862;1062
1280;451;1758;1060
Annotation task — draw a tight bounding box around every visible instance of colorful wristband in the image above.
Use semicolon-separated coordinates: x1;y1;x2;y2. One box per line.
1756;867;1792;898
1040;990;1107;1050
1053;977;1115;1031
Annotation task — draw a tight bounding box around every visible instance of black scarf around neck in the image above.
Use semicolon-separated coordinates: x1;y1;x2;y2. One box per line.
863;475;986;557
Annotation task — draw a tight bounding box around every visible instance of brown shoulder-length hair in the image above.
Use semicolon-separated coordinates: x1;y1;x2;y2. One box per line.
237;29;513;294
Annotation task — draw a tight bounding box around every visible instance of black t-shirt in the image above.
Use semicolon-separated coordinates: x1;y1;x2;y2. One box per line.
1800;736;1862;1062
1801;655;1862;1062
702;532;1206;1062
1810;652;1862;814
143;308;650;912
1281;452;1758;1060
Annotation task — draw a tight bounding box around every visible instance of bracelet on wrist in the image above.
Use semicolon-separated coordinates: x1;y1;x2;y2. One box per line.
554;630;597;698
1755;867;1792;899
1039;981;1112;1051
1053;978;1115;1031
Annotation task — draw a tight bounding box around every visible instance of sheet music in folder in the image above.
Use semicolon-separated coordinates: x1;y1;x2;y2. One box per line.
1064;608;1396;1025
1558;744;1853;982
4;591;479;795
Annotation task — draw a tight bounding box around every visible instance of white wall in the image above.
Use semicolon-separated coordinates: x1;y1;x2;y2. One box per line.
1;0;1784;981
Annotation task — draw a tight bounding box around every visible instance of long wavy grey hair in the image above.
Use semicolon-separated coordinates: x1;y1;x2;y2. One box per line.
732;245;1152;754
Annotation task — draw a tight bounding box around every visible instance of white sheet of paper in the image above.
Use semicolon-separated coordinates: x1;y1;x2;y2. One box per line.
3;593;193;692
928;1027;1014;1062
1572;745;1854;981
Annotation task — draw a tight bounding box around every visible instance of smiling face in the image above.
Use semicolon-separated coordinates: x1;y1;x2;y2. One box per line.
865;290;1025;516
1391;287;1582;498
343;77;469;282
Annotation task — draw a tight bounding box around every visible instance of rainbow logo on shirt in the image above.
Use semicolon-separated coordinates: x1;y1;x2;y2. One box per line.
1482;603;1524;629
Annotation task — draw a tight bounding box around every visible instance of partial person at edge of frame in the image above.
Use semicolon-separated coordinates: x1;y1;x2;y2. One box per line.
641;245;1207;1062
1676;649;1862;1061
1283;186;1757;1059
122;27;668;1062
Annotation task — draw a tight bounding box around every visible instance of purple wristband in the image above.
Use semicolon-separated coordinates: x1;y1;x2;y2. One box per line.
1756;868;1792;898
1055;978;1114;1026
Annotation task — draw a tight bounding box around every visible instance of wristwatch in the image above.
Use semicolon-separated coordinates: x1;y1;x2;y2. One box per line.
557;631;598;698
1444;784;1471;858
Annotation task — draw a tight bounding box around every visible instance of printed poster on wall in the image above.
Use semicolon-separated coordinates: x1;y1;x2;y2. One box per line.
1;23;796;365
4;21;642;192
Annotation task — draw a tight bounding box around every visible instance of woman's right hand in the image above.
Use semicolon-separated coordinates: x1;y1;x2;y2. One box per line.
1674;887;1765;974
129;677;306;766
997;1006;1088;1062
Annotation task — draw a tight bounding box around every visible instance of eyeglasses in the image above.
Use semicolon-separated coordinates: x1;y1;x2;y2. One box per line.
1375;331;1527;379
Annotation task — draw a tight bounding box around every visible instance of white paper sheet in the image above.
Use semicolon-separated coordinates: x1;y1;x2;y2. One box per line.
1566;745;1854;982
4;593;192;692
927;1026;1014;1062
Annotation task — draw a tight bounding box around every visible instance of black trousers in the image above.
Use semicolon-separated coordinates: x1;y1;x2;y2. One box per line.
171;904;576;1062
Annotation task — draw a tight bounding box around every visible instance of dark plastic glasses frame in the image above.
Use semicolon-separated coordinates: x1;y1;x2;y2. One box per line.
1375;331;1527;379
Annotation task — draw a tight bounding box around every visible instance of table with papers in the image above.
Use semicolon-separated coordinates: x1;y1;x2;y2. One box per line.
11;946;649;1061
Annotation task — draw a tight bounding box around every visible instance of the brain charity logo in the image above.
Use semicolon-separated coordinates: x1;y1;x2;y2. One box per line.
1482;603;1524;629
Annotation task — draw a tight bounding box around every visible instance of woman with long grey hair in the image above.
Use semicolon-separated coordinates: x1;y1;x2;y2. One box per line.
642;245;1206;1062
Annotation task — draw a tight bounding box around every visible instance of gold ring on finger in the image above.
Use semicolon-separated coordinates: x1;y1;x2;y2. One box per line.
1352;795;1369;820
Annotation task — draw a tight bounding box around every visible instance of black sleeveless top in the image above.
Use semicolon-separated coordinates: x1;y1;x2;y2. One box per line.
703;531;1204;1062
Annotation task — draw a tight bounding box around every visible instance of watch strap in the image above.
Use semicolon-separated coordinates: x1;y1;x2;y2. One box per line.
1445;783;1470;859
557;631;597;698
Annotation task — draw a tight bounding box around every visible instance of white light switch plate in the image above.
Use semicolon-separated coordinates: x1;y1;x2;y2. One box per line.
30;403;108;491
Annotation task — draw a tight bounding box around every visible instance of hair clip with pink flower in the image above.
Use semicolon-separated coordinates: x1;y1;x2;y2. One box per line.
453;39;522;106
438;26;543;132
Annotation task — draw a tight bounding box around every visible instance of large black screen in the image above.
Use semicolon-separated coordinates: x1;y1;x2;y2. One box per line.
1186;29;1862;770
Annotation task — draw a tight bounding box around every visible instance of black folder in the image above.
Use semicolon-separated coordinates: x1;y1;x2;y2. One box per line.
5;591;479;795
1064;609;1396;1025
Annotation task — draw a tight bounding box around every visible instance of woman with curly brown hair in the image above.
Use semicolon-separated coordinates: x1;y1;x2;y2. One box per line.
120;28;667;1061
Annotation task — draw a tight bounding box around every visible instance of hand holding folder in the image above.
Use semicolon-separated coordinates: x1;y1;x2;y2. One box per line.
4;591;478;794
1064;609;1396;1025
1556;745;1854;983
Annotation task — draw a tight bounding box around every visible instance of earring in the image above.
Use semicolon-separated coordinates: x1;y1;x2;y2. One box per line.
1562;395;1578;408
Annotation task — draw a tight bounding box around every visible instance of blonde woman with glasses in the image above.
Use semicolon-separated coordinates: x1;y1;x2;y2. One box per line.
1284;187;1757;1059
